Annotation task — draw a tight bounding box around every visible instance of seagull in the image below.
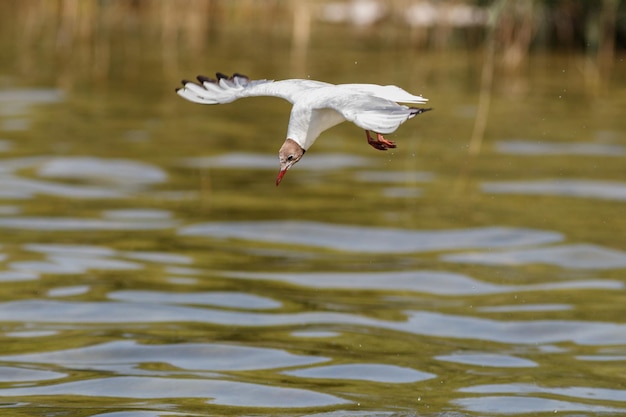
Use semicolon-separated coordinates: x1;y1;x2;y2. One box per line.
176;72;431;185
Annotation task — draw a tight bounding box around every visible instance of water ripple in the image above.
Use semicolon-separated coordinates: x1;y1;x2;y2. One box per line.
0;216;177;231
460;383;626;402
92;412;184;417
354;170;434;183
0;376;348;408
0;156;167;200
435;353;537;368
478;304;572;312
383;187;423;198
25;243;116;256
442;243;626;269
37;157;167;186
302;412;396;417
482;179;626;201
283;363;436;383
179;221;563;253
182;153;371;170
108;290;282;309
1;301;625;345
399;311;626;345
0;340;328;372
102;209;173;220
454;396;623;414
11;255;141;274
48;285;91;297
0;175;124;199
0;270;39;281
122;252;193;264
496;139;626;156
0;366;65;382
0;88;64;132
221;270;622;294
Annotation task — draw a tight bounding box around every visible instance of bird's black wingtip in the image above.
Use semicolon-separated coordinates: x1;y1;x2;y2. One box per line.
197;75;216;84
411;107;433;115
190;72;249;85
181;72;251;91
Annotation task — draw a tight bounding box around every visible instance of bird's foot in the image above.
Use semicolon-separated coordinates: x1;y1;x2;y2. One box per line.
376;133;396;148
366;131;396;150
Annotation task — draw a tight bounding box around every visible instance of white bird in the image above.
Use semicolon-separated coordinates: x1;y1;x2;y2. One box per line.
176;72;430;185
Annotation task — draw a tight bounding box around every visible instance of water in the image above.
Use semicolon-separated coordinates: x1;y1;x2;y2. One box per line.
1;8;626;417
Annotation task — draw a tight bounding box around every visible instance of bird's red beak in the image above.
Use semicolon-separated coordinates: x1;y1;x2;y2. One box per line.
276;169;287;186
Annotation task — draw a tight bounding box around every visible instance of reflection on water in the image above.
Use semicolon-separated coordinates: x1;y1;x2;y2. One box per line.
442;243;626;269
454;396;624;414
460;383;626;402
483;179;626;201
456;383;626;414
109;290;282;309
180;221;563;253
38;157;167;186
0;89;64;131
0;156;167;199
2;300;626;345
383;187;423;198
0;14;625;417
283;363;435;383
0;340;328;372
222;270;622;294
183;152;373;170
435;353;538;368
0;376;349;408
354;170;434;183
0;139;12;152
496;139;626;156
0;216;177;230
0;365;65;381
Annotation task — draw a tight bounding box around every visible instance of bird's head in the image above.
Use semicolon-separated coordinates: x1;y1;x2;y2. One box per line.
276;138;305;186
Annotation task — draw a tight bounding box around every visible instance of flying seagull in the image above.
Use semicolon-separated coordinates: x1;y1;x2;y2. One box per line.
176;72;430;185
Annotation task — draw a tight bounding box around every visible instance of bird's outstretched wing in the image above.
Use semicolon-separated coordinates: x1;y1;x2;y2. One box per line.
176;73;330;105
339;84;428;104
322;93;430;134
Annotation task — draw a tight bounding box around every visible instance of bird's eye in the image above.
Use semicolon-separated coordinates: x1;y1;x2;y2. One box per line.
287;155;294;161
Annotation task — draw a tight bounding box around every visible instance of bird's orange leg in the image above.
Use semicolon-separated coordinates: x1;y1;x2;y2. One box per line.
365;130;396;150
376;132;396;148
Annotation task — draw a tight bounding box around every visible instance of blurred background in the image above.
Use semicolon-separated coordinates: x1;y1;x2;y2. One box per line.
2;0;624;79
1;1;626;416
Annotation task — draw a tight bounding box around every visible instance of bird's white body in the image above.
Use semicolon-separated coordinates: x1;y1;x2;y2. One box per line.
177;75;428;150
176;73;430;185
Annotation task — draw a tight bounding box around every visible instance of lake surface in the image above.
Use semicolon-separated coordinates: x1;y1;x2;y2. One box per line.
0;8;626;417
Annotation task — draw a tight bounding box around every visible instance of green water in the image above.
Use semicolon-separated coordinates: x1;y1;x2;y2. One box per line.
0;8;625;417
